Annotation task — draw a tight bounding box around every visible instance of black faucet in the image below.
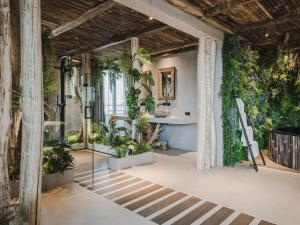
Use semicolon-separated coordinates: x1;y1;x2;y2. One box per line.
157;100;170;107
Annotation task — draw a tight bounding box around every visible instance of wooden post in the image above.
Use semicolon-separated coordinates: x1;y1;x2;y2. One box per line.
19;0;43;224
0;0;12;220
9;0;22;171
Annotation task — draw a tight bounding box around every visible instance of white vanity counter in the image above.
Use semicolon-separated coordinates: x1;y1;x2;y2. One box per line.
116;114;197;151
116;114;197;125
146;115;197;125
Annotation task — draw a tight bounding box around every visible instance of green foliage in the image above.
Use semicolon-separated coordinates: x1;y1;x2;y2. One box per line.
89;122;111;145
88;132;102;143
222;34;300;166
113;140;153;158
44;136;60;147
126;87;141;120
136;48;152;65
136;142;153;154
42;32;58;95
119;50;155;123
136;116;149;134
112;135;131;147
101;136;110;146
66;133;81;144
115;145;128;158
118;52;132;76
42;146;74;174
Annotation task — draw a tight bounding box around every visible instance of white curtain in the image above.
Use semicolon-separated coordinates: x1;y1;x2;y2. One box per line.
197;35;217;171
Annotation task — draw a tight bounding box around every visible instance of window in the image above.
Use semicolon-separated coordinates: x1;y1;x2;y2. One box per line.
103;71;126;122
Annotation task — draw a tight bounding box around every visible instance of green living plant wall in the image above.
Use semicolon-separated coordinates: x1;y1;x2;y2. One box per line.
221;34;300;166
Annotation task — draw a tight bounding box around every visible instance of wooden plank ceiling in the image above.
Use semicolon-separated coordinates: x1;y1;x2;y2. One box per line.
166;0;300;49
41;0;300;59
41;0;197;59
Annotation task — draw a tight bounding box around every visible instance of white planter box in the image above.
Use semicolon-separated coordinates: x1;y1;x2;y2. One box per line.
10;169;74;198
133;152;153;165
42;169;74;192
109;152;153;170
88;143;116;155
69;142;85;150
109;156;133;170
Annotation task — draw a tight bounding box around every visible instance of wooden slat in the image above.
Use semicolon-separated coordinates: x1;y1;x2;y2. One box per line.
151;197;201;225
105;181;152;200
87;175;133;190
68;24;169;56
125;188;174;211
73;168;107;178
171;201;217;225
95;178;142;195
74;170;115;182
200;207;234;225
151;42;198;56
79;172;124;187
166;0;233;34
138;192;187;217
237;12;300;32
258;220;276;225
115;184;162;205
205;0;259;17
229;213;254;225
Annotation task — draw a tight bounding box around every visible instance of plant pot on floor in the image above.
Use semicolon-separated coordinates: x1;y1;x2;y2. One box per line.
109;152;153;170
9;169;74;198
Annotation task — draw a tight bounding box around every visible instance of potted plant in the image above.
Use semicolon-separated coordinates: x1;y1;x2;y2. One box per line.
89;116;128;155
42;145;74;191
108;140;153;170
88;122;111;153
42;145;75;191
10;144;75;197
108;48;155;170
66;131;84;150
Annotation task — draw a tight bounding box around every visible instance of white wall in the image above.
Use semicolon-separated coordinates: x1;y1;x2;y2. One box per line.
144;50;198;151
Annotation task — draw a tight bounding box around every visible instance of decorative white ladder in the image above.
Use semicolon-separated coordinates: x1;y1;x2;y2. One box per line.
236;98;266;171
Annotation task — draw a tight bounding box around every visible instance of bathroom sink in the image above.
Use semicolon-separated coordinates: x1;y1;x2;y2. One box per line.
153;111;169;118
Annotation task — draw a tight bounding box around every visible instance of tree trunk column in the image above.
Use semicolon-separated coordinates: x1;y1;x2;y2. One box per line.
196;35;217;171
0;0;12;219
131;37;139;139
19;0;43;224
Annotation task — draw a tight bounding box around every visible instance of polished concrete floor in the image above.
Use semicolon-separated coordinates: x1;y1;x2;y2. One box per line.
71;150;109;173
41;150;300;225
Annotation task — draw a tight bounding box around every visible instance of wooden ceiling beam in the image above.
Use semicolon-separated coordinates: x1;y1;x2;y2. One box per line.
205;0;259;17
166;0;233;34
237;12;300;32
91;24;169;53
49;0;117;38
151;42;198;56
256;36;300;47
68;24;169;55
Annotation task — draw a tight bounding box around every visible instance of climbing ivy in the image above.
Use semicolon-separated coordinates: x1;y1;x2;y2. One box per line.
221;34;300;166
